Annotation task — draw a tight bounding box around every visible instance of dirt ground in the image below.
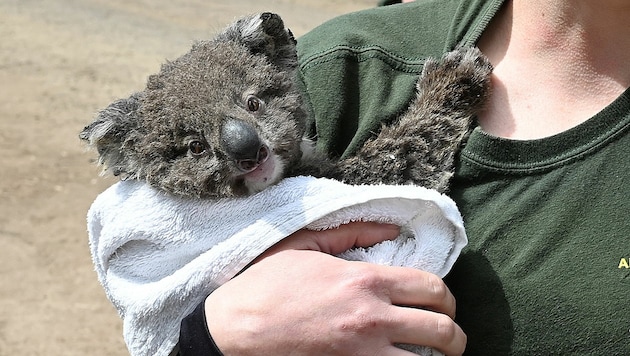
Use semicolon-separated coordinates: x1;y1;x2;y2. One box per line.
0;1;375;354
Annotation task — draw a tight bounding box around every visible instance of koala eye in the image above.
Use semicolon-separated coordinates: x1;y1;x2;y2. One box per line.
188;140;206;156
246;95;262;112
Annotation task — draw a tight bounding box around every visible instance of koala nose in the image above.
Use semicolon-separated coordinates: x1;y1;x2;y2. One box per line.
221;119;269;172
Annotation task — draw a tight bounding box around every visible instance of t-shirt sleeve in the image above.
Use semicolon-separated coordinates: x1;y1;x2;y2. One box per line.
178;299;224;356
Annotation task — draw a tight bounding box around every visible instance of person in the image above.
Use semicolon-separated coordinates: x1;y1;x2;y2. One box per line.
178;0;630;354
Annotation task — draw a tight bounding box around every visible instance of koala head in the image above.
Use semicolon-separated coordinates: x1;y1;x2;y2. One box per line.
81;13;309;198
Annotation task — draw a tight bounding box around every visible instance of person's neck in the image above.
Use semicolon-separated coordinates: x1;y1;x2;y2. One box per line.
476;0;630;139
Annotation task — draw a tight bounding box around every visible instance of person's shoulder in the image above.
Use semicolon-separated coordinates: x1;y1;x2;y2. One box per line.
297;0;457;69
297;0;466;65
297;0;503;69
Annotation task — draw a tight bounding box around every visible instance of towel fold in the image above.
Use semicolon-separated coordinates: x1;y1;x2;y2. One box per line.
87;176;467;356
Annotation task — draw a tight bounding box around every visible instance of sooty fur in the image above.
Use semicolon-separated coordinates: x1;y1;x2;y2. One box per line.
80;12;492;198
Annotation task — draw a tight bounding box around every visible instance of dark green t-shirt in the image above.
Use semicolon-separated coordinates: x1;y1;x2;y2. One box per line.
297;0;630;354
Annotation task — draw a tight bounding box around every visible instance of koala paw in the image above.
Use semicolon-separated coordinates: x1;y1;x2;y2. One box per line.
417;46;493;112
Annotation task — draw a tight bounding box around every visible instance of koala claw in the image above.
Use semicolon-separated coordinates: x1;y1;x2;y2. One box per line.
417;46;493;114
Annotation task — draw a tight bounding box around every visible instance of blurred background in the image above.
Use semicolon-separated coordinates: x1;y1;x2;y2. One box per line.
0;1;377;354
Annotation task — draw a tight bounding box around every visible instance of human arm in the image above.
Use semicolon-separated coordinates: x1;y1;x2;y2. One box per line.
179;222;466;356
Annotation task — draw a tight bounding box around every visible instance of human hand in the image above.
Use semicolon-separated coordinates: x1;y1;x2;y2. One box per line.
206;222;466;355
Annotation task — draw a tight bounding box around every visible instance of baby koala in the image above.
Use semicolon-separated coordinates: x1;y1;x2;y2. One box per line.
80;12;492;198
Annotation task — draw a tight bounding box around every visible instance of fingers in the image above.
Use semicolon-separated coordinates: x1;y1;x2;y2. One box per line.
356;263;457;318
253;226;464;355
305;222;400;254
338;262;464;354
386;307;467;356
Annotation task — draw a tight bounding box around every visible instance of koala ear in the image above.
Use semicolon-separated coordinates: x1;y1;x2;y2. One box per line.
217;12;298;71
80;93;142;177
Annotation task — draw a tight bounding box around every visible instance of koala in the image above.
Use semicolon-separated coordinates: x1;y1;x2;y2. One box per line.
80;12;492;198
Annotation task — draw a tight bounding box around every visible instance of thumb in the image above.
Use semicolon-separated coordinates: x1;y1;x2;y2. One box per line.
258;222;400;259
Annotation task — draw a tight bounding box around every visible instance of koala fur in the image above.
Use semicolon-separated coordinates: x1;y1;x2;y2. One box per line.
80;12;492;199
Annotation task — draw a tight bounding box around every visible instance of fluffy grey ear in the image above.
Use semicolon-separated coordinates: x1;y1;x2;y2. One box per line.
217;12;298;70
79;93;142;177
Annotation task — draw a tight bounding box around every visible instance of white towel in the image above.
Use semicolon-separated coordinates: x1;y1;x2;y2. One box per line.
87;176;467;356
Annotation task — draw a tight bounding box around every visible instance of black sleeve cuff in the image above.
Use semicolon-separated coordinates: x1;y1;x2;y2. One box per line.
179;298;224;356
378;0;402;6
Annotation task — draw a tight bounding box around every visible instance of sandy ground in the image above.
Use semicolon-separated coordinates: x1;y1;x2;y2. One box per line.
0;1;375;354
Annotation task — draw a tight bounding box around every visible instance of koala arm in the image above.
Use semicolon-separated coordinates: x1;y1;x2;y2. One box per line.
285;147;342;181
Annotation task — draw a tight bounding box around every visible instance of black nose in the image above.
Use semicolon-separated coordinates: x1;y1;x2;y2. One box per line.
221;119;269;172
